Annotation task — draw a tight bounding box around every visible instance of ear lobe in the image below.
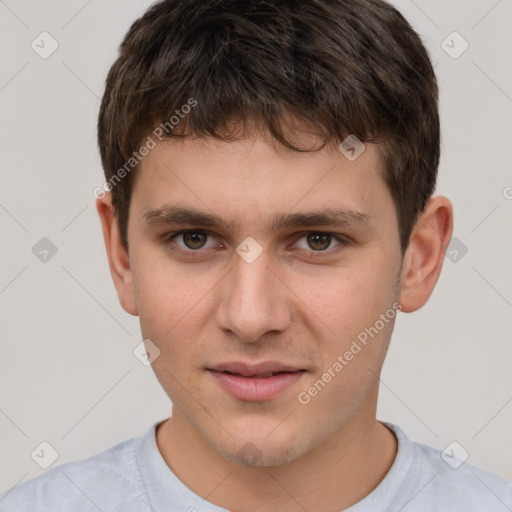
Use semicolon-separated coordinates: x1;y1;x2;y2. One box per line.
96;193;138;316
398;196;453;313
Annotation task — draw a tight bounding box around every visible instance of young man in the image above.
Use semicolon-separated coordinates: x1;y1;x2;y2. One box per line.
1;0;511;510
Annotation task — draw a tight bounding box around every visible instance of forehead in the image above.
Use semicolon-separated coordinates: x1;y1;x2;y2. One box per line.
131;134;393;232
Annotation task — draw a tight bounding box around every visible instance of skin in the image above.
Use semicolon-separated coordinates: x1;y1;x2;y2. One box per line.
96;127;453;512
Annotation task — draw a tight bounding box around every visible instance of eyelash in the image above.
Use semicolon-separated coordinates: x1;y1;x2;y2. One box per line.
163;230;349;259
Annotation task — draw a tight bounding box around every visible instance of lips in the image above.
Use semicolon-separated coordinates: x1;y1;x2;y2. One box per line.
209;361;304;377
207;361;306;401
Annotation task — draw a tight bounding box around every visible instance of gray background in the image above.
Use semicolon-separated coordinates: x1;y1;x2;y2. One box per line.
0;0;511;491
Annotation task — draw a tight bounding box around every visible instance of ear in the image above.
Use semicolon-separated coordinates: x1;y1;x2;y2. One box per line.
96;192;138;316
398;196;453;313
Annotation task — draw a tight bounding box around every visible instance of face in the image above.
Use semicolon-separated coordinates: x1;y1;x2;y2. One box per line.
124;132;403;467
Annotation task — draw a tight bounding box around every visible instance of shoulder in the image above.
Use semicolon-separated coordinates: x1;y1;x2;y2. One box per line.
402;431;512;510
0;434;150;512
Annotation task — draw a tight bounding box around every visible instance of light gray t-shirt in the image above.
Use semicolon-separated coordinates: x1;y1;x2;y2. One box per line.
1;420;511;511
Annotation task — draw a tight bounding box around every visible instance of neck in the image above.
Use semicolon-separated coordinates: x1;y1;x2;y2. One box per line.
156;402;397;512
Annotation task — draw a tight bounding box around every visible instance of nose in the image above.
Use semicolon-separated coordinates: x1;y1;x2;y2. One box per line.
216;245;292;343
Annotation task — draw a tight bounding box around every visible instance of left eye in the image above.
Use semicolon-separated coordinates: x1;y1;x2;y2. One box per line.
293;232;343;252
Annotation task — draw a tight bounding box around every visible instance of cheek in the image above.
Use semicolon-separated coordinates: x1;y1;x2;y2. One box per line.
132;250;197;321
303;260;390;329
131;255;217;363
301;256;398;375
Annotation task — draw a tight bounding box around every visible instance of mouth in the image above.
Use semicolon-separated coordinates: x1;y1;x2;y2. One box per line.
214;370;300;378
207;361;307;401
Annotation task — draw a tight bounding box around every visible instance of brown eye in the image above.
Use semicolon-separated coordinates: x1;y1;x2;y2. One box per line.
293;232;343;252
181;231;208;250
167;230;219;256
306;233;332;251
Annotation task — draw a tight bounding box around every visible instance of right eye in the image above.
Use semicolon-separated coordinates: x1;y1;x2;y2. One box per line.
164;230;223;257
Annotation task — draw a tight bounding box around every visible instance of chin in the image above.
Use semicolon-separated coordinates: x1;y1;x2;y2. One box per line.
225;441;305;468
209;425;310;468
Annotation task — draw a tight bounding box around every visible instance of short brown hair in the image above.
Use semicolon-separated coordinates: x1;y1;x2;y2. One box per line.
97;0;439;254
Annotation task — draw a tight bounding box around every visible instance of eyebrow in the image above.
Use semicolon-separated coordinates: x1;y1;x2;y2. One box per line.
142;203;372;232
